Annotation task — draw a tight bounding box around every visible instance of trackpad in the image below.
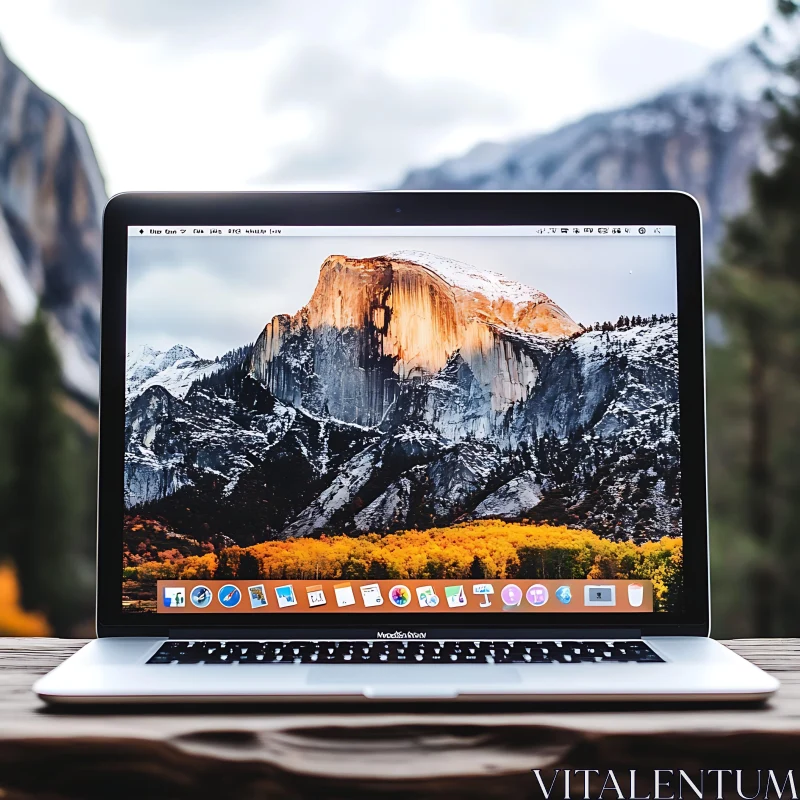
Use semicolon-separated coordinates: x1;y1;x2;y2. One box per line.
307;665;522;690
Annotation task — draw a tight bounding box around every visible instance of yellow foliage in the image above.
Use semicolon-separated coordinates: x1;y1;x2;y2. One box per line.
126;520;683;609
176;553;218;581
245;520;682;585
0;562;51;637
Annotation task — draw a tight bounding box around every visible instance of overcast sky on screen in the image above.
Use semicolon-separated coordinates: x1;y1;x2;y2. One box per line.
0;0;773;194
127;235;677;359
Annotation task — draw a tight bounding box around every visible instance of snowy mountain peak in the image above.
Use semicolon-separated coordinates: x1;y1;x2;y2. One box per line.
160;343;198;366
127;343;198;373
126;343;220;401
386;249;549;307
397;18;800;257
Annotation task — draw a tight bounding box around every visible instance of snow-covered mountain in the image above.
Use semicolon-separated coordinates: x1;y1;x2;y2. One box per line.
126;344;222;401
124;252;680;544
0;40;106;400
399;22;798;257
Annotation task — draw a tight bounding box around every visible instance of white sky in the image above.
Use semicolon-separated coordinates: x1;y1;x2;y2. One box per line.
127;235;678;359
0;0;772;196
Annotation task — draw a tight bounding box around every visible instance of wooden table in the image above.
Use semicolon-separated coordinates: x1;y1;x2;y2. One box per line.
0;639;797;799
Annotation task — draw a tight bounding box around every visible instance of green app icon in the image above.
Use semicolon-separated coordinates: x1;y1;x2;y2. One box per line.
445;585;467;607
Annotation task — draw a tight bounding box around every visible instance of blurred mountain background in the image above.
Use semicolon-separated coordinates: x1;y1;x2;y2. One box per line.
399;24;781;261
0;0;796;636
0;38;104;635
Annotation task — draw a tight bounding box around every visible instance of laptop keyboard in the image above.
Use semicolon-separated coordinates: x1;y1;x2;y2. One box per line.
147;640;663;664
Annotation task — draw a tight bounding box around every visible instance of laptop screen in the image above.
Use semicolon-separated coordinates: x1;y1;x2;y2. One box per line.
123;225;680;616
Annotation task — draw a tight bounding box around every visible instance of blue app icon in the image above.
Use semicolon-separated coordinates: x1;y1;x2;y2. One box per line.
275;584;298;608
555;585;572;605
218;584;241;608
190;585;213;608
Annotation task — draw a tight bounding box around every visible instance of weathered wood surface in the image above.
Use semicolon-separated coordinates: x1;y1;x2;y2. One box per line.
0;638;797;799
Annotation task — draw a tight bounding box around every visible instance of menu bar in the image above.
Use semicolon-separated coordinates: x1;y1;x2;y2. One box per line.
156;579;654;613
129;225;676;238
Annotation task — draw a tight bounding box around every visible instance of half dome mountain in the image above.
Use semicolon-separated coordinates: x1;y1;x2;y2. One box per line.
250;251;579;428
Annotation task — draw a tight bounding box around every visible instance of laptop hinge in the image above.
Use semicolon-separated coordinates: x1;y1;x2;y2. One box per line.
168;627;643;641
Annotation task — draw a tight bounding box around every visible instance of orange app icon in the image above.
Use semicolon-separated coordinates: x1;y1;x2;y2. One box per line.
306;585;326;607
334;582;356;607
628;583;644;607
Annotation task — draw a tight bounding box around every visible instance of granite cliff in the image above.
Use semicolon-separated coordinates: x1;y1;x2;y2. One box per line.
251;250;579;427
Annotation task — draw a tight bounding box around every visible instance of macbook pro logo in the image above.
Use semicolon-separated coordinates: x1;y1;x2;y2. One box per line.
376;631;427;639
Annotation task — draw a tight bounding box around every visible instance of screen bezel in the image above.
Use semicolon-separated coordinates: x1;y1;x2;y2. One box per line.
99;190;708;638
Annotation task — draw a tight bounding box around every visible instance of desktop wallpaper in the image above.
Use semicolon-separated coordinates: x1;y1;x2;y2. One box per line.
123;234;682;612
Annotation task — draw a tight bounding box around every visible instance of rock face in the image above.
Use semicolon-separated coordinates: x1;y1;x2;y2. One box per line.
124;366;378;535
470;470;543;521
251;251;579;427
124;250;680;544
0;41;106;399
397;26;792;258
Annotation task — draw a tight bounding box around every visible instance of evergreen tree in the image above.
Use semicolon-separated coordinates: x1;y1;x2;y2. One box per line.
366;560;388;579
237;551;261;579
0;341;19;559
214;548;240;579
5;311;95;635
469;555;486;578
706;0;800;636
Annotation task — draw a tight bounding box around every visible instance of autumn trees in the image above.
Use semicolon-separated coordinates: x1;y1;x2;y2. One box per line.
123;520;683;611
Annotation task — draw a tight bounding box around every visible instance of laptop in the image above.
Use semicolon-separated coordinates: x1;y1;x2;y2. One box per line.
34;191;778;703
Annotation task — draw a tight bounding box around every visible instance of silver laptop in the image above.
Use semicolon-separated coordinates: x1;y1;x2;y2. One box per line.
35;191;777;703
